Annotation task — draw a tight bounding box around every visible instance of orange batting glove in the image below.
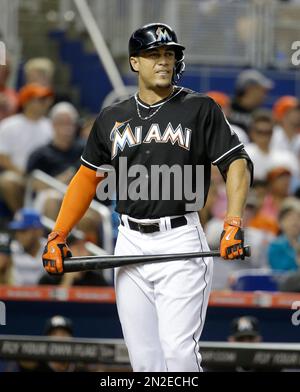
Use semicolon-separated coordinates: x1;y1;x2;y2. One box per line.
42;231;72;274
220;216;244;260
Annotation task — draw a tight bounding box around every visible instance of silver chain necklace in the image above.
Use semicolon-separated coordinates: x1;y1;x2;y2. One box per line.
134;88;176;121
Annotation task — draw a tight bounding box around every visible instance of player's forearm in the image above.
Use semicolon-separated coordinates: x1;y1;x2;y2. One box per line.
54;165;102;236
225;158;250;219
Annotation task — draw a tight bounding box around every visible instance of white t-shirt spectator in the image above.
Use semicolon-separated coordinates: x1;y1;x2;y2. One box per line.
270;125;300;156
11;239;46;285
231;124;249;146
0;113;53;171
245;143;299;180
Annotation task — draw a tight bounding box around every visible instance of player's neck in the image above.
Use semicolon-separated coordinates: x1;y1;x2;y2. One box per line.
138;85;174;105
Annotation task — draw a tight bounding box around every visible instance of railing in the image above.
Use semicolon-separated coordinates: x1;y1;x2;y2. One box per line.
1;0;299;72
24;169;114;254
0;0;20;84
1;335;300;370
71;0;300;69
41;215;107;256
266;2;300;69
72;0;128;97
0;0;19;50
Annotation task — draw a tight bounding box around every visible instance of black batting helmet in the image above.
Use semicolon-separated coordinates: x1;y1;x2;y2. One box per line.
128;22;185;83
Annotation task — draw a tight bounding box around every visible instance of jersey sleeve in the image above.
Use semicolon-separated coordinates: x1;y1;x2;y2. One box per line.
204;98;253;184
204;98;243;165
81;114;111;171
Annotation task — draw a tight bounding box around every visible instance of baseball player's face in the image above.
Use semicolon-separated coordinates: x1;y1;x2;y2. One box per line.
131;46;176;90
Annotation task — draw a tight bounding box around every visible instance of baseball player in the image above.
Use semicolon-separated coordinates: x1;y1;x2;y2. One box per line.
42;23;253;372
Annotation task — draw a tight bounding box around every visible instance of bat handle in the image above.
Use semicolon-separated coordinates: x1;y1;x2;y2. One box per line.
212;245;251;258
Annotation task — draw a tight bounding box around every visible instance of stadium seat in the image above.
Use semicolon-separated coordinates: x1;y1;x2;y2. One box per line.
229;269;279;292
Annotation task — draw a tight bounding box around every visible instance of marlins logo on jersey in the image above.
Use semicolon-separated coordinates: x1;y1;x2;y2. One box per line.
110;121;192;159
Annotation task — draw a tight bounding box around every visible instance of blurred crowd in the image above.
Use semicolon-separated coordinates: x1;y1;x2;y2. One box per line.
1;56;300;292
203;69;300;290
0;57;111;288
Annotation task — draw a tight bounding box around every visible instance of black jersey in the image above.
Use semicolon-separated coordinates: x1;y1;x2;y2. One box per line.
81;87;252;219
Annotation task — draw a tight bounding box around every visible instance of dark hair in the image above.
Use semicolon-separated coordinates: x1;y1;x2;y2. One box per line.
278;206;298;222
251;109;273;126
252;179;268;188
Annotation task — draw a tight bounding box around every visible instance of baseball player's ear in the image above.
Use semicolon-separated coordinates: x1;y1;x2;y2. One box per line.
130;56;139;72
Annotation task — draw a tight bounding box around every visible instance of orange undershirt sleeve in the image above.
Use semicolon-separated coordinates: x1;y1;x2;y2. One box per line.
53;165;103;236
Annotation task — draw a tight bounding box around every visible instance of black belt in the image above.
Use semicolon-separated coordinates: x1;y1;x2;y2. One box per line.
121;216;188;233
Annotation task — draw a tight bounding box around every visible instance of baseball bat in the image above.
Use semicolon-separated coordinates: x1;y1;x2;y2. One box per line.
63;246;251;273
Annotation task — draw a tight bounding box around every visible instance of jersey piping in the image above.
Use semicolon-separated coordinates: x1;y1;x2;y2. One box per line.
81;156;114;172
212;143;244;164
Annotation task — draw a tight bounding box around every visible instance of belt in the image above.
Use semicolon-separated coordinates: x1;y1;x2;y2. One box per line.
121;216;188;233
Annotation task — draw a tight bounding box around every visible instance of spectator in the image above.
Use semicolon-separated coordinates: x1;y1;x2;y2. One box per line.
5;315;74;372
271;96;300;156
246;183;279;236
226;316;263;371
24;58;55;87
243;191;276;268
245;111;275;180
27;102;83;182
261;166;292;221
0;232;12;284
228;316;262;343
9;208;46;285
206;90;249;145
43;315;77;372
229;69;273;132
23;57;72;104
245;111;299;181
0;84;53;213
25;102;101;245
0;83;53;174
268;198;300;272
26;101;84;222
204;316;262;372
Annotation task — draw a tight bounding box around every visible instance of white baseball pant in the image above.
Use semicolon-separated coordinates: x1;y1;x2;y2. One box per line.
114;212;213;372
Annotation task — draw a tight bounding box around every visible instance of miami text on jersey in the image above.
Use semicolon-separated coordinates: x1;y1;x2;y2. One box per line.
110;121;192;159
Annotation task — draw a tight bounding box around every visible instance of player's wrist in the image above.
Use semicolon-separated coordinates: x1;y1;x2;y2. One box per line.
224;216;242;228
48;230;68;242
